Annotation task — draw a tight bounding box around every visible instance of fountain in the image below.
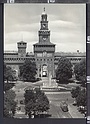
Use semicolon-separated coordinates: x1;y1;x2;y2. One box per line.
41;72;60;92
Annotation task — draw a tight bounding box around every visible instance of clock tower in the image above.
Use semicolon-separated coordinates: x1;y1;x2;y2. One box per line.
39;7;50;43
34;8;55;78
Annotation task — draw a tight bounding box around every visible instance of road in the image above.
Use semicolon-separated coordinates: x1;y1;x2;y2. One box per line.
46;92;73;118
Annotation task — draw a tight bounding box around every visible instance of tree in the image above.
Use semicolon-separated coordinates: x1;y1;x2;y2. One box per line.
74;59;86;86
35;88;50;113
24;89;36;105
19;60;37;82
4;63;16;83
4;83;15;92
56;57;72;84
76;89;86;107
71;86;86;107
4;90;17;117
71;86;81;98
24;88;50;118
3;107;11;118
5;90;16;100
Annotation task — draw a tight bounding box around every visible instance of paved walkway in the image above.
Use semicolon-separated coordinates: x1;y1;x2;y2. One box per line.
14;111;28;118
68;104;84;118
11;81;27;118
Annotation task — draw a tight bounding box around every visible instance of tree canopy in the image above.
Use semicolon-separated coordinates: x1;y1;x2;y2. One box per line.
71;86;86;107
76;89;86;107
71;86;81;98
4;90;17;117
24;88;50;118
74;59;86;86
4;83;15;92
19;60;37;82
4;63;17;83
56;57;72;84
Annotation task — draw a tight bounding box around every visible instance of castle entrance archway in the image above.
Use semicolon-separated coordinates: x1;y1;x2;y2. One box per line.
42;64;47;77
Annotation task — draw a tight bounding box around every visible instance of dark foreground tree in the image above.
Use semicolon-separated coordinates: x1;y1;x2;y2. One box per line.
19;60;37;82
4;63;17;83
4;107;11;118
71;86;86;107
4;83;15;92
76;89;86;107
4;90;17;117
24;89;36;105
74;59;86;86
71;86;81;98
24;88;50;118
56;57;72;84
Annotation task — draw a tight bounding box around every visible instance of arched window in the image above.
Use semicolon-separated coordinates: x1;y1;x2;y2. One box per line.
43;51;47;57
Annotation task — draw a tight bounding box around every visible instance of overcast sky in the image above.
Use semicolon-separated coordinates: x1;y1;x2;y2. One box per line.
4;4;86;52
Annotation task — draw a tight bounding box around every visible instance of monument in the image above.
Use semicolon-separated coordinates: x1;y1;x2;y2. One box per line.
41;72;59;92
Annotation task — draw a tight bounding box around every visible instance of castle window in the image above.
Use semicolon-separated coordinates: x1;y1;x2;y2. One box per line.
43;51;47;57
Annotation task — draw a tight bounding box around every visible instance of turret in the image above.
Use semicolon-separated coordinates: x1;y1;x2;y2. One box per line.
17;41;27;57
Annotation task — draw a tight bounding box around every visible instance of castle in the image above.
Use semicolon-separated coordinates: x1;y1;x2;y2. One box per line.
4;8;86;78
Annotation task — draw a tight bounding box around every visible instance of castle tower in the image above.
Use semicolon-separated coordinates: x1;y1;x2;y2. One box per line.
33;8;55;78
17;41;27;57
39;7;50;43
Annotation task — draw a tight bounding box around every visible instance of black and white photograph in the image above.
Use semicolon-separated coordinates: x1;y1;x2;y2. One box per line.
4;4;86;119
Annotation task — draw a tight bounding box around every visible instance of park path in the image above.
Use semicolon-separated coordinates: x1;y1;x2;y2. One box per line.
68;104;84;118
12;81;28;118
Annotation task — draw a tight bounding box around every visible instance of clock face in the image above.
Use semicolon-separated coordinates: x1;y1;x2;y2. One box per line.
43;37;46;41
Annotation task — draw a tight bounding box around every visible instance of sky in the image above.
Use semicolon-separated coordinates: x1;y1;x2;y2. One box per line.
4;4;86;52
